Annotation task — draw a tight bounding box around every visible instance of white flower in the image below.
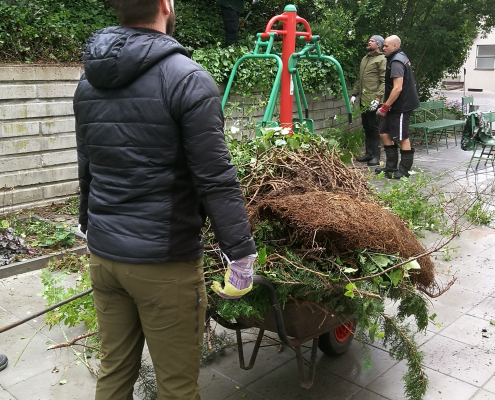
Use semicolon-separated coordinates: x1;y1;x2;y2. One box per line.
230;126;240;134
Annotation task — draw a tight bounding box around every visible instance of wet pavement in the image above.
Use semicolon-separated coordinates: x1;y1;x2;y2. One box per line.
1;100;495;400
439;89;495;113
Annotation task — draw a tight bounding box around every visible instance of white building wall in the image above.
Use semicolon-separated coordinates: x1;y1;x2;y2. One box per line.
463;31;495;93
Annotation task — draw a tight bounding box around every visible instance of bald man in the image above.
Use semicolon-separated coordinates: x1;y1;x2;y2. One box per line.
375;35;420;179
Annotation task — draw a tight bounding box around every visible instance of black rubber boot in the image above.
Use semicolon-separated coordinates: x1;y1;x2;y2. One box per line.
375;145;398;175
0;354;8;372
356;137;372;162
387;148;415;179
367;136;381;166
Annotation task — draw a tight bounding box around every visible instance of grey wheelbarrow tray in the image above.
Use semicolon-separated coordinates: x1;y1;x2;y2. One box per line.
212;275;355;389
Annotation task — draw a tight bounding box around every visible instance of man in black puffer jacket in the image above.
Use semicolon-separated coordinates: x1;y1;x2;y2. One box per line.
74;0;256;399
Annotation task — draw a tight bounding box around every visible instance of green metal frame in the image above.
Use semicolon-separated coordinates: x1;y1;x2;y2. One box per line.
461;95;474;117
467;111;495;172
409;101;464;153
221;33;352;133
288;36;352;126
222;33;282;127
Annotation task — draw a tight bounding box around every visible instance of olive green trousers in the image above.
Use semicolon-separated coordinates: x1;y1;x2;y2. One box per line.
89;252;207;400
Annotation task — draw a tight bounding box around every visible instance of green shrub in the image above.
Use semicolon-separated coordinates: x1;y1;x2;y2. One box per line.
466;201;495;226
377;172;449;236
0;0;117;63
0;0;355;97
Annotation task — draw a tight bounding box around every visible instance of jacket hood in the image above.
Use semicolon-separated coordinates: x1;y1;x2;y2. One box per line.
367;51;383;58
82;26;190;89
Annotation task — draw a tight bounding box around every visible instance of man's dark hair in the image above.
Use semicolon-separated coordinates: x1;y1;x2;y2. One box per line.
107;0;161;26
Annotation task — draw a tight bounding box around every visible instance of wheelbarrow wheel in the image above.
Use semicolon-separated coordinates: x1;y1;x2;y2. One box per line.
318;320;355;356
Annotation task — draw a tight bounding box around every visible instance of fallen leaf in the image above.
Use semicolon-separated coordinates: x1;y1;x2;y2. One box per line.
52;367;59;373
59;379;67;385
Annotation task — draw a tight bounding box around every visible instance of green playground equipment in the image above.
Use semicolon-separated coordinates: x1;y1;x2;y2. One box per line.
221;5;352;135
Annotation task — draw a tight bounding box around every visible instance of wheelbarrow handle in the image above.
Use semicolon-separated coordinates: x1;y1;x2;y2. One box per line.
252;275;291;345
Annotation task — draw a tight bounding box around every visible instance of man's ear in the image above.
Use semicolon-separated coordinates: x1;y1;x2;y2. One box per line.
160;0;171;16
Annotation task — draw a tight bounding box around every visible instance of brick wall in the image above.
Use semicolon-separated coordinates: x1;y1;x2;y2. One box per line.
0;65;359;211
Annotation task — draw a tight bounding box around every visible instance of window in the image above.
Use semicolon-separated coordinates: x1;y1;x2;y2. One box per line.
476;45;495;70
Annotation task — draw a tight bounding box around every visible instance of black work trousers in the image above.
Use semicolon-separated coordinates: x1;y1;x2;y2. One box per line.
361;109;380;141
220;6;239;46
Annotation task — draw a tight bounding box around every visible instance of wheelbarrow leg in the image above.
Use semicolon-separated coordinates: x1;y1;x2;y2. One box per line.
294;337;319;389
236;328;265;370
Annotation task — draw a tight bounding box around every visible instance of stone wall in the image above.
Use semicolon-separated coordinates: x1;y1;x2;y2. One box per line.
222;87;359;137
0;65;359;212
0;66;82;212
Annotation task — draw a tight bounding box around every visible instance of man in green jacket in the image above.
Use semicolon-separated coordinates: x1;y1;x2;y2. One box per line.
351;35;386;166
219;0;257;46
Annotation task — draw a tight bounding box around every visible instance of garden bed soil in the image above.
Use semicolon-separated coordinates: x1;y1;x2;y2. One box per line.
11;199;80;228
1;199;86;272
0;245;88;279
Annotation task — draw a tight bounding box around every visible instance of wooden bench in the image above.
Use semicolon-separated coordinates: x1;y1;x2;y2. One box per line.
409;100;465;153
466;111;495;171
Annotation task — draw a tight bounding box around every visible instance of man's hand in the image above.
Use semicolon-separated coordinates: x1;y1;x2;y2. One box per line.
212;254;256;299
376;103;390;117
350;95;356;106
369;99;380;111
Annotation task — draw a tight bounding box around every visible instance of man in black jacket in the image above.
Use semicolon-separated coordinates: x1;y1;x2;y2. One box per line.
74;0;256;398
219;0;259;46
375;35;420;179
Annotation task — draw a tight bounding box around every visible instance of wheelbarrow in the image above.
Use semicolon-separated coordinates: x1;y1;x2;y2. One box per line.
212;276;355;389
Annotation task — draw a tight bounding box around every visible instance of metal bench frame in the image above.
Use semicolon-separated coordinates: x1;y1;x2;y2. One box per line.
409;100;465;153
462;95;474;117
467;111;495;172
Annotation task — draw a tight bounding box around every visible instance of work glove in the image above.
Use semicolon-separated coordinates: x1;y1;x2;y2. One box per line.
77;224;87;239
376;103;390;117
350;95;356;105
212;254;257;299
369;99;380;111
252;0;259;5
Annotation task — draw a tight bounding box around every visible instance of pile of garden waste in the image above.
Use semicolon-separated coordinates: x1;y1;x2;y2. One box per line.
38;130;453;400
204;129;450;400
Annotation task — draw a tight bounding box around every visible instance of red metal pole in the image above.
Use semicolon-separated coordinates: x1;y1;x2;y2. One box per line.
279;6;297;131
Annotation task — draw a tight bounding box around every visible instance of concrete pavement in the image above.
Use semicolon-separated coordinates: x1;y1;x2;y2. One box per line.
1;118;495;400
438;89;495;113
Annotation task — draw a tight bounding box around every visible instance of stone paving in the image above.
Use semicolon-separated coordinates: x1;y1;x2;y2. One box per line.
1;96;495;399
440;89;495;113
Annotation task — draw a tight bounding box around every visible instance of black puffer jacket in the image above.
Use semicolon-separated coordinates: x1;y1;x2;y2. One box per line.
74;26;256;264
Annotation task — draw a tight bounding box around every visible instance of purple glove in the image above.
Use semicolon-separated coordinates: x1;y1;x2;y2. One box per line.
212;254;256;299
